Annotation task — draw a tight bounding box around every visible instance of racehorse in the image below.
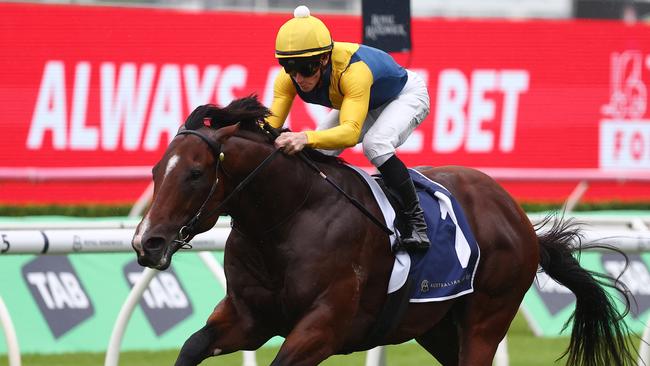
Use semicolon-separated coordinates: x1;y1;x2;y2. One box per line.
132;96;637;366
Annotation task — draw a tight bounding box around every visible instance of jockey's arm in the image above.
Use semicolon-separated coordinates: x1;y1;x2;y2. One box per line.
266;71;297;128
305;62;373;149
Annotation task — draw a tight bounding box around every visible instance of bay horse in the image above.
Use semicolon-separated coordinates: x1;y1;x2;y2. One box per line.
132;96;636;366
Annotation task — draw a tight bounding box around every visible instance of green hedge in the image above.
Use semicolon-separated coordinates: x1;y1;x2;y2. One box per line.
521;201;650;212
0;204;133;217
0;202;649;217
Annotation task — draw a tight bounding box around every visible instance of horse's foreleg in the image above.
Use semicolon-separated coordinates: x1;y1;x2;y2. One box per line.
175;296;271;366
270;280;359;366
270;306;343;366
175;324;218;366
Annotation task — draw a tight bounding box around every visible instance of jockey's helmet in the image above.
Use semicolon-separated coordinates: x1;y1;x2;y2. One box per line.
275;6;333;59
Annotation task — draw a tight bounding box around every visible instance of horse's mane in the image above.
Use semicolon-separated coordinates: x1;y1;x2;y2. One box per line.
184;95;344;165
184;95;270;132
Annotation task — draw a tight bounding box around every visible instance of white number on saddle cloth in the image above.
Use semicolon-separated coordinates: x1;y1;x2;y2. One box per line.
433;191;472;268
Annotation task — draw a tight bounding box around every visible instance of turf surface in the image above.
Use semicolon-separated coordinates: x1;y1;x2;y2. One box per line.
2;312;577;366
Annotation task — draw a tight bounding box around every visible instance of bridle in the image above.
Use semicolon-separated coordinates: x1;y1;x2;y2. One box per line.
172;127;282;249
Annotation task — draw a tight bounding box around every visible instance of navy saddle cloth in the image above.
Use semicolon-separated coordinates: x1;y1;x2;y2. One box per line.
380;169;481;301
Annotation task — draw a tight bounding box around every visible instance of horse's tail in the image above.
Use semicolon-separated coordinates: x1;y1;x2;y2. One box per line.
535;214;637;366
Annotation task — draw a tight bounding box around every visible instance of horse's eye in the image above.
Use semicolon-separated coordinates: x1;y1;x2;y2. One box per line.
189;169;203;180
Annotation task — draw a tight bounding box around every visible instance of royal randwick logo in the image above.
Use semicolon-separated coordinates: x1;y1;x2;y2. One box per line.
600;50;650;169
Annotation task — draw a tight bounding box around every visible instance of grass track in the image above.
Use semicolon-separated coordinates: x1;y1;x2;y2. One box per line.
1;313;577;366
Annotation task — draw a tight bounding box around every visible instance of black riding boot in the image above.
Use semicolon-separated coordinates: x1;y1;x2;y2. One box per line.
378;155;430;252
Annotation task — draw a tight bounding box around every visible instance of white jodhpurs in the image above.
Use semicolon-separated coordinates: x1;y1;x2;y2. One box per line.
316;69;430;167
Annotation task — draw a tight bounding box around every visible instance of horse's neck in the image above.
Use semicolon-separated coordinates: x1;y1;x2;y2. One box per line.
224;136;315;238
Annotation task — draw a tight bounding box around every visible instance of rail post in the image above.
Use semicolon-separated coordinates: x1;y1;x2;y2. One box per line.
0;296;20;366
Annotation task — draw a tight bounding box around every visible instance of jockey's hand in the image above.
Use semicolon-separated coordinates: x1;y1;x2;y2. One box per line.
275;132;308;155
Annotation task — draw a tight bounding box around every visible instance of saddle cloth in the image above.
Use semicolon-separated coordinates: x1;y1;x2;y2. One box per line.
346;165;481;302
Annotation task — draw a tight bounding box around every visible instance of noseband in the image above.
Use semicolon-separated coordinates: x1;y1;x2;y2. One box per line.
172;127;282;249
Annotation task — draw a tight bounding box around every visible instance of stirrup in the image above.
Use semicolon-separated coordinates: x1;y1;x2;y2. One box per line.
402;237;430;251
392;233;430;253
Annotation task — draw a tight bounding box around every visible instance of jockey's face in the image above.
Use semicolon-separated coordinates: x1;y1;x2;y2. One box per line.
292;68;321;92
282;53;330;93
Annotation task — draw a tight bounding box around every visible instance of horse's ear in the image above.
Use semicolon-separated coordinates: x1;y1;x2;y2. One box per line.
213;123;240;143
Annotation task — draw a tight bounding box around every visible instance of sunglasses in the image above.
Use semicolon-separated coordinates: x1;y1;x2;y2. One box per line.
280;59;321;78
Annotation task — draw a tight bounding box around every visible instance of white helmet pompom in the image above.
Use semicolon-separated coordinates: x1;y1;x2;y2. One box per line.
293;5;310;18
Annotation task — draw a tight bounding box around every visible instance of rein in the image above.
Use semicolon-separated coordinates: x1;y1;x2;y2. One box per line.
262;124;394;236
173;128;282;249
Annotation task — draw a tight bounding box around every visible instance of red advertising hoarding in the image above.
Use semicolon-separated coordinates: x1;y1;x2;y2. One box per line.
0;3;649;204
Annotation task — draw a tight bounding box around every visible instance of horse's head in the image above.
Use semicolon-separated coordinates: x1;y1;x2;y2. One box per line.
132;96;271;270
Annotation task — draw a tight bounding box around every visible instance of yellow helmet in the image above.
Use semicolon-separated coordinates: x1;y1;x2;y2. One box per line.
275;6;333;58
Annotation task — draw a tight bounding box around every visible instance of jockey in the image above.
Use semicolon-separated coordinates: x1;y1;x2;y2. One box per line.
268;6;431;252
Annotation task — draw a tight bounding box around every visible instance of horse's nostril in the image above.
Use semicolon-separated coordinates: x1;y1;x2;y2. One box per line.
143;236;167;252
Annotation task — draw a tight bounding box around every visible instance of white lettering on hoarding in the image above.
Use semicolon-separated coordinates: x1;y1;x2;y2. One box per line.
27;61;249;152
58;272;90;308
467;70;496;152
365;14;408;41
27;62;530;156
434;69;529;153
145;64;182;151
601;51;647;120
127;272;189;309
218;65;247;106
26;271;90;309
70;62;97;150
599;51;650;170
100;62;155;151
28;61;67;150
27;272;55;308
435;69;466;152
600;121;650;168
183;64;220;109
499;71;530;152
